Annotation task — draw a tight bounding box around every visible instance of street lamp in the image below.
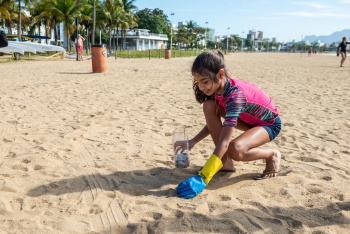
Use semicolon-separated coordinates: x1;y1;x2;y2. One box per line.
75;18;78;61
205;21;208;49
170;12;174;50
226;27;230;52
241;31;245;51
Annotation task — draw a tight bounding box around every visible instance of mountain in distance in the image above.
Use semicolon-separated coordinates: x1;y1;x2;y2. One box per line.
304;29;350;44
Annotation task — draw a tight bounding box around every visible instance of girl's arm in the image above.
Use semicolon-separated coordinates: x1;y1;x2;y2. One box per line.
189;125;210;149
213;126;235;158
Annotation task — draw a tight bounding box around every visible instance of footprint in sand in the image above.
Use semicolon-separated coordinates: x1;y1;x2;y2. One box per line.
219;195;232;201
22;159;31;164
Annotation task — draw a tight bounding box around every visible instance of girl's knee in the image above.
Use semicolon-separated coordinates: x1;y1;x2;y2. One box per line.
227;141;246;161
202;99;217;115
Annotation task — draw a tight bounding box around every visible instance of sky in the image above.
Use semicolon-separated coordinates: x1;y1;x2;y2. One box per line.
134;0;350;42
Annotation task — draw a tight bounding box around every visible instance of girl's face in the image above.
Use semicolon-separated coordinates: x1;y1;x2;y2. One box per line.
193;70;225;96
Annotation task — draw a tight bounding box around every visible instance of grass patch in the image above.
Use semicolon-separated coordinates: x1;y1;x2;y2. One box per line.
111;49;202;59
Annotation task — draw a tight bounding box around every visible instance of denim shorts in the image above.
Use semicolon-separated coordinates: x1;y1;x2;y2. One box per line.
262;117;282;141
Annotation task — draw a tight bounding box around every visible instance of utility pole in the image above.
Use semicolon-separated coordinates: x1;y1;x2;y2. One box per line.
75;0;80;61
227;27;230;52
170;12;175;50
241;31;245;51
75;18;78;61
92;0;96;45
205;21;208;49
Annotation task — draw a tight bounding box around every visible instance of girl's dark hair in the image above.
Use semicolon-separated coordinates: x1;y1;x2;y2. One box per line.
191;50;229;103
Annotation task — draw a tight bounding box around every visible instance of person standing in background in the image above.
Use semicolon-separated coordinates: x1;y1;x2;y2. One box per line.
308;46;312;57
75;34;85;61
337;37;350;67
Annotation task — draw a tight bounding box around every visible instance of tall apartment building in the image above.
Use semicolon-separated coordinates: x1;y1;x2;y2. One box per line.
247;29;265;41
258;31;264;40
248;29;257;40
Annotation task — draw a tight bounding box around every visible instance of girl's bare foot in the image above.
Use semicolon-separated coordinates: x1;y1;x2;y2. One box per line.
254;150;281;180
197;155;236;174
221;155;236;172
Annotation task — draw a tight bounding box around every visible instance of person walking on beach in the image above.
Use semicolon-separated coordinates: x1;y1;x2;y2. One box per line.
75;34;85;61
337;37;350;67
176;50;282;199
308;46;312;57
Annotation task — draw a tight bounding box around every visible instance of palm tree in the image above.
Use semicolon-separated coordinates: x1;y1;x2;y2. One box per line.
91;0;97;44
0;0;12;26
116;0;137;50
90;0;104;45
29;0;54;44
175;25;190;49
186;20;198;49
42;0;84;51
103;0;122;52
17;0;32;41
121;0;137;12
36;0;66;46
2;1;16;34
112;6;128;51
5;1;30;37
78;0;92;52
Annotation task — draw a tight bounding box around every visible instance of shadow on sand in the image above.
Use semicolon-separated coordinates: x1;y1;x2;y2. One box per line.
26;167;349;233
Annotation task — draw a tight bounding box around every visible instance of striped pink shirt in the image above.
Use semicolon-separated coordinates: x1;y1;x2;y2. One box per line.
215;78;279;127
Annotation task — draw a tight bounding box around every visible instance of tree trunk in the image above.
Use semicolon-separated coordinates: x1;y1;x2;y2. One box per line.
108;25;111;53
54;21;58;46
86;27;89;54
68;32;70;52
18;0;22;41
92;1;96;44
113;28;116;51
116;27;119;51
45;26;48;44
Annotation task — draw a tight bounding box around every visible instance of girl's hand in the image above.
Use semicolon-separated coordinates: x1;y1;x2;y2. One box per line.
173;140;188;155
173;139;196;154
188;139;195;151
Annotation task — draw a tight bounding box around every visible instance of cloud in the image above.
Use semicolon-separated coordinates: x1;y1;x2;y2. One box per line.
280;11;350;18
251;16;281;20
339;0;350;3
290;2;329;9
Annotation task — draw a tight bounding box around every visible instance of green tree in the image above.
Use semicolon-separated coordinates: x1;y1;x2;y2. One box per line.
186;20;198;48
1;1;17;34
120;0;137;48
135;8;169;34
206;40;220;50
42;0;84;51
31;0;57;44
0;0;11;23
16;0;33;41
174;24;189;49
232;34;242;48
103;0;122;52
245;38;253;49
77;0;92;52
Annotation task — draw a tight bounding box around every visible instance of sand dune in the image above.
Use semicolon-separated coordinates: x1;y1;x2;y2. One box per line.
0;52;349;233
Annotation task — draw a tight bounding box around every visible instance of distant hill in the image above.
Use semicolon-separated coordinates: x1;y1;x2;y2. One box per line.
304;29;350;44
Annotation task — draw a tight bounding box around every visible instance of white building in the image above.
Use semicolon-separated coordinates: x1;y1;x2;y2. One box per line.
113;29;168;51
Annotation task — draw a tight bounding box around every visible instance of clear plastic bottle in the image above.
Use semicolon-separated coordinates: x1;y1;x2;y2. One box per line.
172;126;190;168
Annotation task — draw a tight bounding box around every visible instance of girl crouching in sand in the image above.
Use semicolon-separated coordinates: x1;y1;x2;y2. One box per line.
177;51;282;199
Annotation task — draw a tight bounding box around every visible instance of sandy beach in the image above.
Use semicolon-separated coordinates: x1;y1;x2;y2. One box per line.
0;52;349;233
